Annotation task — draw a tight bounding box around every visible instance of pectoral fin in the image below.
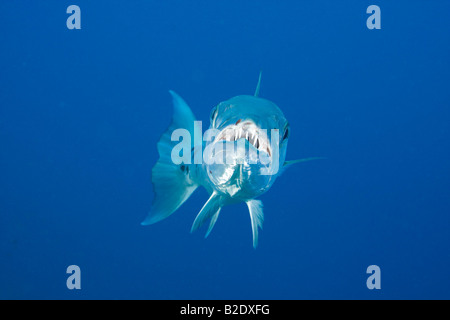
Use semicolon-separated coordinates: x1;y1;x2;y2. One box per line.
281;157;326;175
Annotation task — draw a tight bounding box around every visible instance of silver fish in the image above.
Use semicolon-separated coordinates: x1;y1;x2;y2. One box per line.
142;73;323;248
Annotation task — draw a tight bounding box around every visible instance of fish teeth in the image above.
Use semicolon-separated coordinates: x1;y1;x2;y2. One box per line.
226;130;232;141
216;124;271;156
230;129;235;141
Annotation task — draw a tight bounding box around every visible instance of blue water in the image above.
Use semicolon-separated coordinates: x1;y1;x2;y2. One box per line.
1;1;449;300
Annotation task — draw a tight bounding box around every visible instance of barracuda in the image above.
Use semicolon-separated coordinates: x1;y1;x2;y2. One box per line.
142;73;323;248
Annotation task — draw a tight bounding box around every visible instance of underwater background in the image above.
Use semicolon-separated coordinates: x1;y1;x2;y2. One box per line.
1;1;449;299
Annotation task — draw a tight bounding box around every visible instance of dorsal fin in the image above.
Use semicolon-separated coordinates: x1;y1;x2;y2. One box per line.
254;71;263;97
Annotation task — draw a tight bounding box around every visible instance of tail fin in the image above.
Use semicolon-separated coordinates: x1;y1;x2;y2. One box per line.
141;91;200;226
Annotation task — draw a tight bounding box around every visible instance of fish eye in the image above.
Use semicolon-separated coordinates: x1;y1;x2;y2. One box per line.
282;126;290;141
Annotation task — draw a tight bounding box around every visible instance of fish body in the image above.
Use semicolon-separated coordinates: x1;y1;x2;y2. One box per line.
142;74;321;247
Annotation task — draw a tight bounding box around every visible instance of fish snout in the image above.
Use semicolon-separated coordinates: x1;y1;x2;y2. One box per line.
205;140;276;199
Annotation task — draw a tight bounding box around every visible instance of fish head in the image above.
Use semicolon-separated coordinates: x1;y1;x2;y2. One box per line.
204;95;290;199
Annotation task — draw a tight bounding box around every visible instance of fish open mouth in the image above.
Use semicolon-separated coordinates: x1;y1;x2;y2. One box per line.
214;120;272;157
